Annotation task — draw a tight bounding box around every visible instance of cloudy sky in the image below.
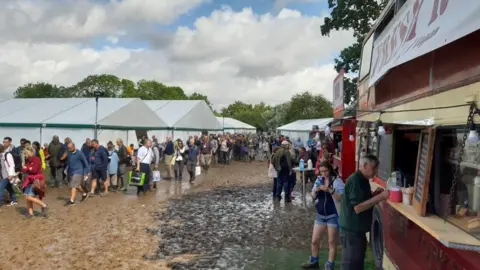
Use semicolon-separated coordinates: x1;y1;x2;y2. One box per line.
0;0;354;108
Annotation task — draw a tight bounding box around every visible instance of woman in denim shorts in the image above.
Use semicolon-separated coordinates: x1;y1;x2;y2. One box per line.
301;161;344;270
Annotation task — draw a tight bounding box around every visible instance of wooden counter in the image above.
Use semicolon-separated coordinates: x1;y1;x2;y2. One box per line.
369;181;480;251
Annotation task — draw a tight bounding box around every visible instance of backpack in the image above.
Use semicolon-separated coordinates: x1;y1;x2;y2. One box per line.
151;145;160;163
7;148;22;172
279;151;290;173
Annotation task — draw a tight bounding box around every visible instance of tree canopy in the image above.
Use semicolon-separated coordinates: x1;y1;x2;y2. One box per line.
13;74;333;131
321;0;388;106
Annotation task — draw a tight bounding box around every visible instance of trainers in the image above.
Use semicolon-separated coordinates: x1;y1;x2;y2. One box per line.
8;201;18;206
41;205;48;217
65;200;75;206
80;193;89;202
324;261;335;270
301;260;319;269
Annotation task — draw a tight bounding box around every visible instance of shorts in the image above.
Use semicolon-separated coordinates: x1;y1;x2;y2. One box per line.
164;155;173;165
70;174;84;188
315;213;339;228
23;184;36;197
108;174;118;186
91;168;107;181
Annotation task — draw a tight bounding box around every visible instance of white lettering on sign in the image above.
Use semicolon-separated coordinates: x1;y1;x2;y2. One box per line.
369;0;480;87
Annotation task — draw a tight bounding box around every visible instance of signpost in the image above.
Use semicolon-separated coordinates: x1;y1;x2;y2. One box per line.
333;69;345;119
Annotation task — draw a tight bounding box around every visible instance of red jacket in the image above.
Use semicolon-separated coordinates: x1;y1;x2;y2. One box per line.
21;156;44;188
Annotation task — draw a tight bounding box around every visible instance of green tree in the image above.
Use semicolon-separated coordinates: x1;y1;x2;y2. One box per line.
262;102;289;131
68;74;124;97
283;92;333;123
14;82;69;98
321;0;388;105
221;101;253;117
135;80;187;100
119;79;137;98
220;101;272;130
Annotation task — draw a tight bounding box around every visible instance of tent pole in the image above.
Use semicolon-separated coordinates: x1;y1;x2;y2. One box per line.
94;96;99;139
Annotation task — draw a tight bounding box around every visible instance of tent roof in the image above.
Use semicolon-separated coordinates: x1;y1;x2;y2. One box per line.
217;117;256;130
277;118;333;132
146;100;222;131
0;98;168;130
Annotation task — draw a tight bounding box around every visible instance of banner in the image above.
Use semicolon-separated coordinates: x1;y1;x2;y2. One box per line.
333;69;344;118
369;0;480;87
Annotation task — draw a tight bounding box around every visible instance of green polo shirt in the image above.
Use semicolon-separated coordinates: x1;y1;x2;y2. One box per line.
339;171;373;234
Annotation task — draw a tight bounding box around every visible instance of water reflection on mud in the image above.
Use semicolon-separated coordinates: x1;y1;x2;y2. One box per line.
151;185;315;269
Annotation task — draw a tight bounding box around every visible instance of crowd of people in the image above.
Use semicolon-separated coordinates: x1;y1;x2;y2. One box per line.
0;132;274;215
267;132;390;270
1;130;389;269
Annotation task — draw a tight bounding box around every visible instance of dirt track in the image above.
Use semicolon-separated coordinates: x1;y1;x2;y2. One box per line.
0;161;270;270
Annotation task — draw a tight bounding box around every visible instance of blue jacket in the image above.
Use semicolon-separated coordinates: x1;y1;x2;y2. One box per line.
187;145;199;163
91;146;109;170
67;149;90;175
164;141;174;155
81;143;92;160
313;176;344;217
107;150;119;175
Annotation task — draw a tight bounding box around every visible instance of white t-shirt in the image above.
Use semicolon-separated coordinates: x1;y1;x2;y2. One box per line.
137;146;153;164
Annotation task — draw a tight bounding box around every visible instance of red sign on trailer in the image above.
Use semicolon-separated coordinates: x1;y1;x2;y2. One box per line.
333;69;344;119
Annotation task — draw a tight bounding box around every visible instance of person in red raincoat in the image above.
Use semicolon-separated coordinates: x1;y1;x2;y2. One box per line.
22;145;48;218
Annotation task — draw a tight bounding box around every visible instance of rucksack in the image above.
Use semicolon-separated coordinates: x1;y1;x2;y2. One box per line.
279;152;290;173
7;148;22;172
151;145;160;163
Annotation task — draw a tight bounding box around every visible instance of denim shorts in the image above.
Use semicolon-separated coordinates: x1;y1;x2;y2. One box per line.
23;184;36;197
315;213;339;228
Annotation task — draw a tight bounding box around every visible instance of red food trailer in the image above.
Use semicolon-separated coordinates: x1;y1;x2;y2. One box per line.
355;0;480;269
331;69;357;180
331;117;356;180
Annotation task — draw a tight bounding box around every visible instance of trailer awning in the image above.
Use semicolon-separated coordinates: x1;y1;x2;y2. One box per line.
357;81;480;126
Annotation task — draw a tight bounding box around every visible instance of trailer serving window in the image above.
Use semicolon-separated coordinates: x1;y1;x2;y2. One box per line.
434;129;480;240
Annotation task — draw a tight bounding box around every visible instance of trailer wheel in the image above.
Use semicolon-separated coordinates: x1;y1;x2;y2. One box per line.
370;205;383;269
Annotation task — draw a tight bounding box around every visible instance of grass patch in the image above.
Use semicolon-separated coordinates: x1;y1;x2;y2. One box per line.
247;247;375;270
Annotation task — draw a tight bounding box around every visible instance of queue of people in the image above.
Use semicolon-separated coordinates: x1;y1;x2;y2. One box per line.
265;131;391;270
0;131;268;216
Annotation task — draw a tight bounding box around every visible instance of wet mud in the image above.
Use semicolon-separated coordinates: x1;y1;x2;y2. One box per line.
152;185;315;269
0;161;273;270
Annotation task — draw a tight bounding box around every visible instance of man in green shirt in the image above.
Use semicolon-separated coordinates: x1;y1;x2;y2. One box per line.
339;154;389;270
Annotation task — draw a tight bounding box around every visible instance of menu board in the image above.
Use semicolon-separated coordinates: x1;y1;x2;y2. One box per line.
377;134;393;181
413;129;435;216
415;133;429;201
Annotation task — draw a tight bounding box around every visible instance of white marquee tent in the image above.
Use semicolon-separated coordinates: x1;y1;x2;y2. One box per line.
277;118;332;143
0;98;168;146
146;100;222;141
217;117;256;134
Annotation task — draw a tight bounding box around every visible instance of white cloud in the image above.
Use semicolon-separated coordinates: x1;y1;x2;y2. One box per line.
0;1;354;106
273;0;319;12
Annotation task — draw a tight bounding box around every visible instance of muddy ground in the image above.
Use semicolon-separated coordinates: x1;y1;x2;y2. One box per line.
0;161;275;270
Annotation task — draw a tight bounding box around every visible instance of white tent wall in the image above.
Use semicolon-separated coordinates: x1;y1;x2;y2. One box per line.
97;129;127;147
147;130;173;143
277;118;333;145
41;127;93;146
0;127;41;145
98;99;168;129
173;101;222;131
44;98;134;126
278;131;311;145
173;130;202;141
127;130;138;147
216;117;256;134
146;100;222;142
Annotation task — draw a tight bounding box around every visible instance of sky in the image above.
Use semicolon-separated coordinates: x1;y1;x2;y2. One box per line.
0;0;354;108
